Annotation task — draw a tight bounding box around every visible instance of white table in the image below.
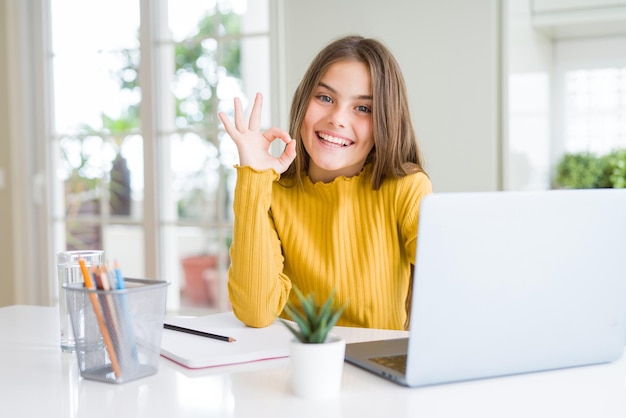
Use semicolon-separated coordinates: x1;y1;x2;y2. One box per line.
2;305;626;417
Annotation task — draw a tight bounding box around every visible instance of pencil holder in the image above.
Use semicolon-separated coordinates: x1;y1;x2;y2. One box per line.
64;278;169;384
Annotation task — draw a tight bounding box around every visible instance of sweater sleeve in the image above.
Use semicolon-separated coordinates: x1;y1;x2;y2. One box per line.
398;172;433;264
228;166;292;327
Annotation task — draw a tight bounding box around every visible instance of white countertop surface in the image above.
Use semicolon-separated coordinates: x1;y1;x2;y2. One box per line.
2;305;626;418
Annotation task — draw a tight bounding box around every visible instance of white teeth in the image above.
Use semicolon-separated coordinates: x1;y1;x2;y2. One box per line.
318;132;352;147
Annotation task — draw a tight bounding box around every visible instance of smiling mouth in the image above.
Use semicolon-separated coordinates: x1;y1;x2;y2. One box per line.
317;132;353;148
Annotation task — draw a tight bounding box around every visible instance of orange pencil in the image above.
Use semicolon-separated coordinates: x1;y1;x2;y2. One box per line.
97;266;123;354
79;258;122;379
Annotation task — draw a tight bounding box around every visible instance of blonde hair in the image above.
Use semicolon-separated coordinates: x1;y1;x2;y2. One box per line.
282;35;426;189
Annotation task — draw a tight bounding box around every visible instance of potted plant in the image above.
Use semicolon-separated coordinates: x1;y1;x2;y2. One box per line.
281;286;347;399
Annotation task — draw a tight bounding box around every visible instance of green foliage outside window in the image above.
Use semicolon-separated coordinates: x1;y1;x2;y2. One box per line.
602;149;626;188
553;149;626;189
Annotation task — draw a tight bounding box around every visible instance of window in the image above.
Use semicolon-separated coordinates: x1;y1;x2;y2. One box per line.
555;37;626;156
506;34;626;191
48;0;271;313
561;68;626;155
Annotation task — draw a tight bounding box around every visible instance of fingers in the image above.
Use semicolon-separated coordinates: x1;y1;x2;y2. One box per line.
269;129;296;173
233;97;246;132
220;110;291;149
218;94;297;173
248;93;263;131
220;94;264;134
218;111;237;138
278;138;297;168
262;126;292;145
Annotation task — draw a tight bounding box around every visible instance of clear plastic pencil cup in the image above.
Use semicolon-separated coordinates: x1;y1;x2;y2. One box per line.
57;250;105;352
64;278;169;384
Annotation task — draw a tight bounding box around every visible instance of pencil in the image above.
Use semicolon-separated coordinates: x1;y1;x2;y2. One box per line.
163;323;236;342
108;261;138;363
96;266;124;361
79;258;123;379
114;260;125;290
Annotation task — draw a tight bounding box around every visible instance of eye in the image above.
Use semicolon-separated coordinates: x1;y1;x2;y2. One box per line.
356;105;371;113
316;94;332;103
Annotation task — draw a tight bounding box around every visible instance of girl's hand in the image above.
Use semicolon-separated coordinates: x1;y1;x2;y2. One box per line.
218;93;296;174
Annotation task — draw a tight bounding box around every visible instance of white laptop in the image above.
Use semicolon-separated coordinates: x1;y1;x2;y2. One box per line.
345;189;626;387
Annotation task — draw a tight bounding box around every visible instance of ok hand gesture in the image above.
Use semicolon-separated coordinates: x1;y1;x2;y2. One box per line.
218;93;296;174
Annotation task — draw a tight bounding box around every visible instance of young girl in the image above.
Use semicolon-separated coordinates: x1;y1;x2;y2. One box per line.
218;35;432;331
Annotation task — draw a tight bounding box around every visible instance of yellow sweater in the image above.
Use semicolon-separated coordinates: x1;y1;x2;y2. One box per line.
228;164;432;330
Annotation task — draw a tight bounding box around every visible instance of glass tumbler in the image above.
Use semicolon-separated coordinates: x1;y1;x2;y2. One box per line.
57;250;104;352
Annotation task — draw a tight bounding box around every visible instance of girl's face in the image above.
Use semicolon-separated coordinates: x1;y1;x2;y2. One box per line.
301;60;374;183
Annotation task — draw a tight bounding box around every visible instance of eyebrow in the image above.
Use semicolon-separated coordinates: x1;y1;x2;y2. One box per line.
318;81;373;101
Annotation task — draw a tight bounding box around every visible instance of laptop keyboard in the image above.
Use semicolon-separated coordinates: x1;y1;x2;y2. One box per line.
369;354;407;374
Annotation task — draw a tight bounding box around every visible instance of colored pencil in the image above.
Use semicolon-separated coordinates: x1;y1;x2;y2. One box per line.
108;261;139;364
79;258;122;379
96;266;124;358
114;260;125;289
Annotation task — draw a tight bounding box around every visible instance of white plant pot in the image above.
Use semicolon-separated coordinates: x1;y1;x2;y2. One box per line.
289;335;346;400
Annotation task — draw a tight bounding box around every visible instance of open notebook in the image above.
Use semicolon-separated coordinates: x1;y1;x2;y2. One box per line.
160;312;293;368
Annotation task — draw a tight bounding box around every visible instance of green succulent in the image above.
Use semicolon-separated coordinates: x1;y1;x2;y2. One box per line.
281;286;347;344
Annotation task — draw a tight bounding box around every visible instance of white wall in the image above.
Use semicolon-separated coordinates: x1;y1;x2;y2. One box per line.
505;0;554;190
278;0;503;192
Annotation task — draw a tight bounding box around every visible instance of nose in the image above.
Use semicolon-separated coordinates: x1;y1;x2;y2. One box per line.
328;105;347;128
